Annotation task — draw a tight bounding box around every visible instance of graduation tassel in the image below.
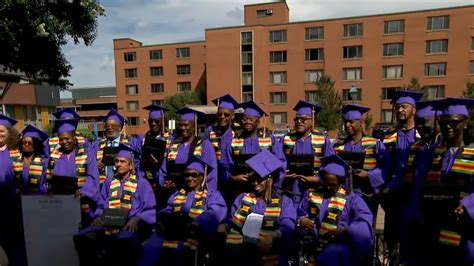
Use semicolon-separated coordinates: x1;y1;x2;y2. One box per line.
194;114;198;136
265;177;273;203
201;165;208;190
263;115;266;138
122;120;128;138
311;107;315;132
161;112;165;136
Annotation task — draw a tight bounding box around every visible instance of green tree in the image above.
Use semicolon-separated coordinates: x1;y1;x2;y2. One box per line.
315;74;343;131
406;77;428;100
0;1;105;88
463;82;474;132
364;113;373;132
163;91;202;121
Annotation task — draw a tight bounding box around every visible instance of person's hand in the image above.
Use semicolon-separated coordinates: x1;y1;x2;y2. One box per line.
299;217;315;232
124;217;141;233
455;204;465;216
97;161;105;171
75;190;85;199
231;174;249;182
91;217;104;227
217;223;229;235
163;180;176;189
300;175;320;184
354;169;369;180
258;233;274;252
327;227;346;238
285;172;298;179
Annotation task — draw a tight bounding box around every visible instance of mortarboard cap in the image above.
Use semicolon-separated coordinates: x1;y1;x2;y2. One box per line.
53;108;80;120
293;100;322;116
186;156;212;175
435;97;474;117
143;104;168;120
391;90;423;106
115;143;139;161
415;100;441;118
104;109;125;125
0;114;17;127
22;125;49;142
341;104;370;120
240;101;267;118
321;155;351;179
211;94;239;111
55;119;79;134
245;150;283;179
177;107;205;122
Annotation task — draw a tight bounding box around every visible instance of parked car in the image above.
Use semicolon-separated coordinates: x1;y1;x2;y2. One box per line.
273;128;291;139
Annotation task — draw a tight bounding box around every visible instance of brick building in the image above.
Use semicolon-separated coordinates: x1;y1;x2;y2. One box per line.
114;1;474;134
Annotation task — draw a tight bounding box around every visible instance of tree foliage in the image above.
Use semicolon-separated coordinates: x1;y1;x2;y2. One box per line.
0;0;105;88
163;91;203;121
315;74;343;131
463;82;474;133
406;76;428;100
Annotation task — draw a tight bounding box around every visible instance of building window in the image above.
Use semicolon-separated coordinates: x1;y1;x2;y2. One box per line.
470;61;474;74
384;20;405;34
177;65;191;75
424;62;447;77
270;51;287;63
270;112;287;124
305;48;324;61
305;27;324;40
343;45;363;59
305;70;323;83
241;32;253;45
425;85;445;99
270;92;287;104
381;110;393;123
343;67;362;81
177;82;191;92
426;39;448;54
124;52;136;62
127;117;140;127
257;9;272;17
242;72;253;86
127;101;139;111
343;23;363;37
151;83;164;93
125;85;138;95
471;37;474;51
242;51;252;65
305;90;318;104
242;92;253;102
150;50;163;60
381;87;400;100
125;68;137;78
342;88;362;102
383;43;404;57
269;30;287;43
150;67;163;77
382;65;403;79
152;99;163;106
270;71;287;84
176;47;190;58
427;15;450;31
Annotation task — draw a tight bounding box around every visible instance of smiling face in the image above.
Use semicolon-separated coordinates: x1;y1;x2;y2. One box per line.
148;118;163;134
178;120;194;140
216;108;234;129
58;131;76;152
0;125;9;147
105;119;122;140
20;136;35;154
344;119;362;136
241;115;259;134
439;114;468;141
395;103;416;124
321;172;342;196
293;115;313;134
184;169;203;191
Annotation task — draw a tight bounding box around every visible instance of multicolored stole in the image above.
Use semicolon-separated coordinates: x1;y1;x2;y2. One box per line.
283;131;326;173
167;139;203;161
105;174;138;235
96;135;130;184
334;136;377;170
307;187;348;253
12;154;44;192
231;135;272;155
49;131;86;153
209;128;235;161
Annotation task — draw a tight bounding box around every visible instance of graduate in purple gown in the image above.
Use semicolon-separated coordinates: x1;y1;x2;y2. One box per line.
379;90;423;265
47;108;91;154
0;115;27;266
93;109;138;185
297;155;374;266
15;125;50;194
282;101;335;204
136;105;172;187
203;94;239;201
46;119;100;225
219;150;296;266
414;98;474;265
74;143;156;266
333;104;388;214
229;101;287;194
139;156;226;266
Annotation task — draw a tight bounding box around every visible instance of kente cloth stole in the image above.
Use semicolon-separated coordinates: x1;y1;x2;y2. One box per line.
167;139;203;161
231;136;272;155
105;174;138;235
12;154;44;189
283;132;325;173
334;136;377;170
49;132;86;153
96;136;130;184
209;128;235;161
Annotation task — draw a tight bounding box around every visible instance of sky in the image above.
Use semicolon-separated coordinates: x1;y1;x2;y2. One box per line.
61;0;473;97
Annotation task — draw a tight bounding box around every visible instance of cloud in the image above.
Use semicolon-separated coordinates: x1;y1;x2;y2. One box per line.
63;0;473;89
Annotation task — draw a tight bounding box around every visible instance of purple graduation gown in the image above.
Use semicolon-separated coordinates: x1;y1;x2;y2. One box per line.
139;189;227;266
135;132;173;181
298;190;374;266
203;126;234;190
0;147;17;196
19;155;49;194
50;148;100;201
229;134;287;189
158;139;218;190
386;128;418;191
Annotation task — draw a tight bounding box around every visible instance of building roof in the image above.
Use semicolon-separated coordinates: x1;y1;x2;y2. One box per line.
187;105;243;114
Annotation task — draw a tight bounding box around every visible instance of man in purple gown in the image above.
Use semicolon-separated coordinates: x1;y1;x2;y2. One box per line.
297;155;374;266
139;157;226;266
74;143;156;266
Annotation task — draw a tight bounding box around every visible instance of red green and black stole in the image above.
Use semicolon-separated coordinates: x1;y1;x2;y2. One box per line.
334;136;377;171
12;154;44;192
167;139;203;161
96;135;130;184
307;187;348;253
226;193;282;266
162;189;209;249
231;135;273;155
209;128;235;161
283;131;326;174
49;131;86;153
105;174;138;235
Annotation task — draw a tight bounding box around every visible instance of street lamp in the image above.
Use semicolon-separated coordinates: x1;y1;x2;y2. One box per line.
349;84;359;104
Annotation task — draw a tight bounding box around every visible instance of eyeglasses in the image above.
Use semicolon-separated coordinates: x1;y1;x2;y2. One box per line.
439;118;466;127
184;172;200;178
148;119;161;124
21;141;33;146
241;116;257;123
217;112;232;118
293;117;312;123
